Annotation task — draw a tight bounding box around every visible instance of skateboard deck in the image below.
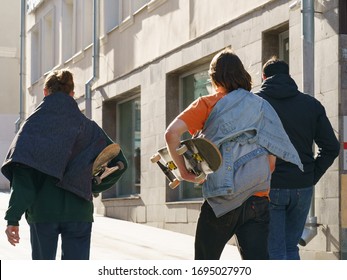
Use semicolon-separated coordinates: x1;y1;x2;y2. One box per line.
150;138;222;189
92;143;124;185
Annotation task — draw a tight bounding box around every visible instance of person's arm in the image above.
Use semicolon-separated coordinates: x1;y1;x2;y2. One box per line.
165;118;204;183
313;108;340;185
4;164;40;246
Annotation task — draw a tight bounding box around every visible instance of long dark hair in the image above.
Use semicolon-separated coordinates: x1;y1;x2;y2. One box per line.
209;48;252;92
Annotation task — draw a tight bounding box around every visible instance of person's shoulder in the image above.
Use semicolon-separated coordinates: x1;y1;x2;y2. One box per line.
200;92;220;101
299;92;325;107
201;92;225;107
294;92;329;119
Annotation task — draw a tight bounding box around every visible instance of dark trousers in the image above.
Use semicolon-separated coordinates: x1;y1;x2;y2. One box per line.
29;222;92;260
195;196;269;260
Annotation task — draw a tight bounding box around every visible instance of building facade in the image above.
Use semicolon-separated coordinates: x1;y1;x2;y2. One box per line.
0;1;21;190
24;0;345;259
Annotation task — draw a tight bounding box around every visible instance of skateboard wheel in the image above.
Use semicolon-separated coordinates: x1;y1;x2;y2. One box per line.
150;153;161;163
176;144;188;155
169;179;180;189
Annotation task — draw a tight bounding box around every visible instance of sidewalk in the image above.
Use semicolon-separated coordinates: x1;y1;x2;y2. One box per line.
0;192;241;260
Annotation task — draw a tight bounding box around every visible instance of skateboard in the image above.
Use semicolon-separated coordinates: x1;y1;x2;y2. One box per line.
92;143;124;185
150;138;222;189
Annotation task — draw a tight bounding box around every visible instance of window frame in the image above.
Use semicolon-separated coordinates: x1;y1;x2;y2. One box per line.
82;0;93;48
42;8;55;74
103;0;121;33
114;94;141;198
261;23;290;78
62;0;74;61
177;64;210;201
279;30;289;63
30;21;41;84
178;64;211;113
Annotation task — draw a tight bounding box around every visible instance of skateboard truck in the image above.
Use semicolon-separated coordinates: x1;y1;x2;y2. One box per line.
92;161;125;198
93;161;125;185
150;154;180;189
177;144;206;182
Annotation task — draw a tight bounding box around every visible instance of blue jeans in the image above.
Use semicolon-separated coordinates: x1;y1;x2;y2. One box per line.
268;187;313;260
29;222;92;260
195;196;269;260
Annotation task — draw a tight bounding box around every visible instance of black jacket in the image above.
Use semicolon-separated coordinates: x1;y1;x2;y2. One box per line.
255;74;340;188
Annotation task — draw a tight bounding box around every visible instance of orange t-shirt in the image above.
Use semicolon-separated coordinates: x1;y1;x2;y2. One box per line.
178;92;225;135
178;92;269;198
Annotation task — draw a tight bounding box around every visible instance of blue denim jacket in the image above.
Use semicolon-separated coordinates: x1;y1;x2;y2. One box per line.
199;88;303;199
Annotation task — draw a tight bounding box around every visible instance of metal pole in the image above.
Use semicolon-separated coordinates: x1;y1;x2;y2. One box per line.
299;0;318;246
15;0;26;132
85;0;100;119
302;0;314;96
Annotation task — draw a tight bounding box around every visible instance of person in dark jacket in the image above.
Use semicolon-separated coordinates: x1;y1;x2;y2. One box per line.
255;57;340;259
2;69;127;260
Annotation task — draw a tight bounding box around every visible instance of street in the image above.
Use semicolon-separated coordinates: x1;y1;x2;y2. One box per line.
0;192;241;260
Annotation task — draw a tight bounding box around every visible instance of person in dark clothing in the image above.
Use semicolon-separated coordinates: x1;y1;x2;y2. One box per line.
255;57;340;259
2;69;127;260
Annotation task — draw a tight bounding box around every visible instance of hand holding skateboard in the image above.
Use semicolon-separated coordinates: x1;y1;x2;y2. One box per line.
150;138;222;189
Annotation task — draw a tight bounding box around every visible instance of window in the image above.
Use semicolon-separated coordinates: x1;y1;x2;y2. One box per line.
103;0;120;33
279;30;289;64
42;10;55;74
166;60;215;202
62;0;73;61
103;0;150;34
262;24;289;66
62;0;92;61
83;0;93;47
74;1;82;52
120;0;131;21
103;95;141;198
178;67;211;200
30;23;41;83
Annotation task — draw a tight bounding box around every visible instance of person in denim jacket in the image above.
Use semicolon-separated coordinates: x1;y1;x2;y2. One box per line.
165;48;302;260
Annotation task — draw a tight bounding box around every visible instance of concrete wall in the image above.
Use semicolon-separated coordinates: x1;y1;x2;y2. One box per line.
0;1;21;190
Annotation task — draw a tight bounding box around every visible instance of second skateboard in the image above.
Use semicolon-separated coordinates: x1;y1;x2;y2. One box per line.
150;138;222;189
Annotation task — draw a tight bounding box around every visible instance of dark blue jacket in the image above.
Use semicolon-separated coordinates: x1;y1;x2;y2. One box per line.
1;92;123;200
255;74;340;188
